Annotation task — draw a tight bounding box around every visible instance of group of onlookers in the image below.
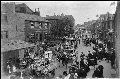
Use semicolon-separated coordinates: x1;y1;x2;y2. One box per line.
54;36;115;79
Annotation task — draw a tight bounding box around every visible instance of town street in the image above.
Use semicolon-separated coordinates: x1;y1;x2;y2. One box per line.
1;1;119;79
54;38;116;78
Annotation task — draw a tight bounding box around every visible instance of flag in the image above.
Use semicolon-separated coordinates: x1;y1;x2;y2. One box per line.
110;2;115;6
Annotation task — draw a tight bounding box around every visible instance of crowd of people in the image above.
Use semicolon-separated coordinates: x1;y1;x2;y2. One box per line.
54;35;116;79
6;44;60;79
5;34;115;79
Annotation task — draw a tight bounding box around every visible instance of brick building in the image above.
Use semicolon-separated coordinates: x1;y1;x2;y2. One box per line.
25;20;51;43
95;12;115;53
45;13;75;28
85;12;114;48
1;2;50;77
1;2;50;45
99;13;115;43
114;1;120;77
45;13;75;38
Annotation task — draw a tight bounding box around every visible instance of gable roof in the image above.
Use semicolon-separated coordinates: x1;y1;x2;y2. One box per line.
15;3;34;14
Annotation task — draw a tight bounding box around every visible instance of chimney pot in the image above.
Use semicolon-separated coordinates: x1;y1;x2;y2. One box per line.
38;8;39;11
54;13;55;16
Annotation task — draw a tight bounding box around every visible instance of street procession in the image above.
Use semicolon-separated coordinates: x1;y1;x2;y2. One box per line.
2;34;116;79
1;1;120;79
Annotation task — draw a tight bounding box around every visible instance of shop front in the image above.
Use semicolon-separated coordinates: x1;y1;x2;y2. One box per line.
2;40;37;75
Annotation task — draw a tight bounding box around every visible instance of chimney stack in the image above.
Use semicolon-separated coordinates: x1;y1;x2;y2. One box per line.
38;8;39;11
38;8;40;16
54;13;56;16
61;13;64;16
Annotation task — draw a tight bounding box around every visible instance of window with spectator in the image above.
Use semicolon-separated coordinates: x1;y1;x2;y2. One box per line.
31;22;34;29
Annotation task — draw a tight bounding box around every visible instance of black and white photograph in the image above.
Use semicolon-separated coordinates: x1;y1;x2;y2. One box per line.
1;1;120;79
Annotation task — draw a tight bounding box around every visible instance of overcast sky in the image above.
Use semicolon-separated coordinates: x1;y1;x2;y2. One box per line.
7;1;117;25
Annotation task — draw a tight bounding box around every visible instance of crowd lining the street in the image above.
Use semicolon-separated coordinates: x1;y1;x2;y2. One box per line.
6;34;115;79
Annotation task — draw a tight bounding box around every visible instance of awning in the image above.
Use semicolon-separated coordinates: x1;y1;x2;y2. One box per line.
2;40;37;52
